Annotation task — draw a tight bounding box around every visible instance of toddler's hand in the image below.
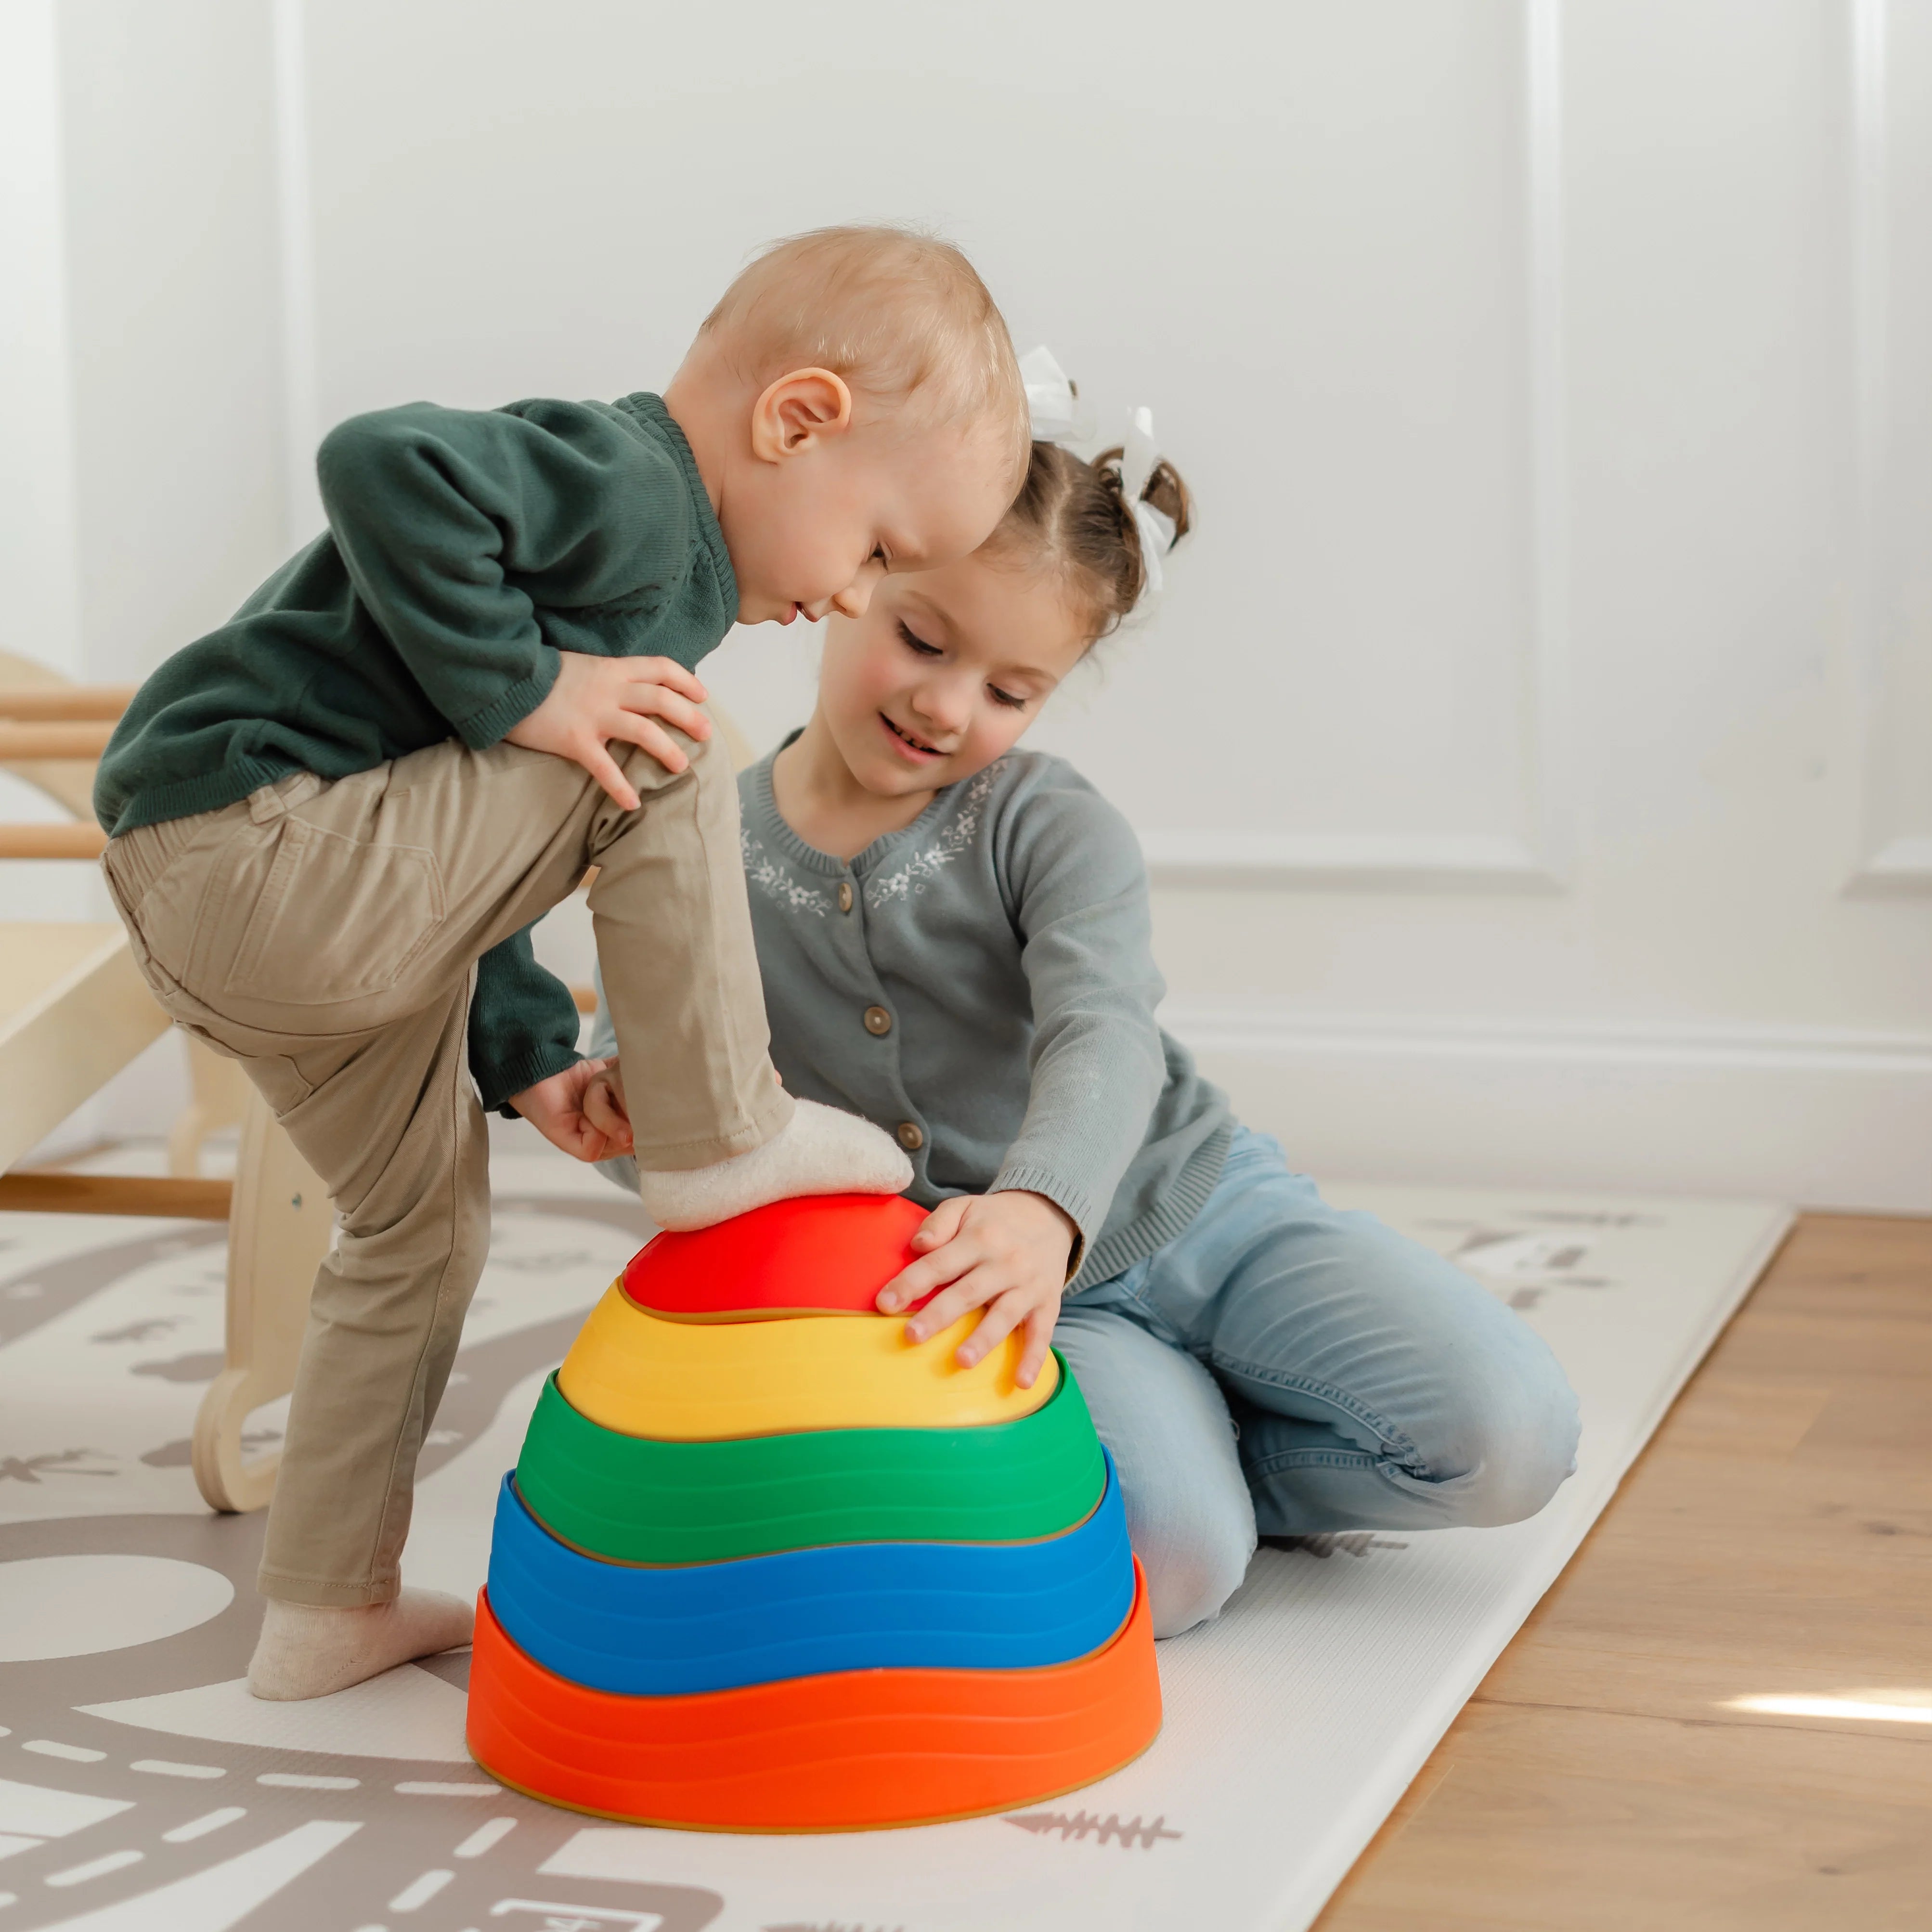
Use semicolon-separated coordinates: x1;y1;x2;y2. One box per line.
510;1057;634;1161
505;651;713;810
582;1062;631;1146
876;1191;1076;1390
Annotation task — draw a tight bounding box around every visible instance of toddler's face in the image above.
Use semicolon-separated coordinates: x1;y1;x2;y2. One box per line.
816;551;1089;799
722;420;1015;630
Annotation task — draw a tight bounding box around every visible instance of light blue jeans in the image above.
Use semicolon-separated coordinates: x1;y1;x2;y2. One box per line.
1058;1128;1581;1638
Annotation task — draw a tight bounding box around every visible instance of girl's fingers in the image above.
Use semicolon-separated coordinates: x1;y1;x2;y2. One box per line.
880;1229;974;1315
880;1266;943;1322
899;1265;1002;1344
1014;1305;1057;1389
908;1196;970;1256
954;1287;1024;1368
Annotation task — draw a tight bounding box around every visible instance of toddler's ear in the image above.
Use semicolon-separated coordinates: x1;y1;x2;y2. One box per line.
751;368;854;462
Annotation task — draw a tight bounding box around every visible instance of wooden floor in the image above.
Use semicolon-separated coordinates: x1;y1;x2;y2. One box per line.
1316;1213;1932;1932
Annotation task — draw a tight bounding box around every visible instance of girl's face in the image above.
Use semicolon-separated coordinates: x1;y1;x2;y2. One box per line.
815;550;1091;799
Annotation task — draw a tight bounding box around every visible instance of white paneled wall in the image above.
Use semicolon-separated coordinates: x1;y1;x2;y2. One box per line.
1858;0;1932;887
0;0;83;681
7;0;1929;1205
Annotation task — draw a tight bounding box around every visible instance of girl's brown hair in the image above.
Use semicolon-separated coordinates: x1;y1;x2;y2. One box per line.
990;438;1193;642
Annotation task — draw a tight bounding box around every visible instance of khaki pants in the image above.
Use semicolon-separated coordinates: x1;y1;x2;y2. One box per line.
102;731;790;1606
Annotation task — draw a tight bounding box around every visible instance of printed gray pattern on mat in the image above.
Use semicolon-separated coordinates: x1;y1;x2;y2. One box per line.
0;1152;1789;1932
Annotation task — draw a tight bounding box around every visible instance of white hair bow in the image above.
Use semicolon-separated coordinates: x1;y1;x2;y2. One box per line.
1019;344;1078;442
1118;405;1177;599
1020;349;1176;602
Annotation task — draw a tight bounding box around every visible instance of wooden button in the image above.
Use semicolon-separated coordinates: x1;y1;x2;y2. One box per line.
838;881;854;913
863;1005;893;1037
895;1121;924;1152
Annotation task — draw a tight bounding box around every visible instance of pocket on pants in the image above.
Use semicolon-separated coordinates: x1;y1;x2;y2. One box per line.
223;817;446;1002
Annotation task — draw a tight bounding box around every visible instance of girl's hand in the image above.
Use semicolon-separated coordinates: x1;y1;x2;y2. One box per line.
877;1191;1077;1389
510;1057;633;1161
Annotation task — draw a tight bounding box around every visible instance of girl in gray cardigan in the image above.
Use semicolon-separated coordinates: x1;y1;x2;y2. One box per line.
591;428;1578;1638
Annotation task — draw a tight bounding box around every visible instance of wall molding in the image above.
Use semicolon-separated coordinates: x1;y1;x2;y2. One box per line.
1140;831;1561;893
1854;832;1932;892
1161;1004;1932;1213
0;0;83;679
1522;0;1574;885
1148;0;1573;895
272;0;323;552
1161;1004;1932;1075
1847;0;1932;894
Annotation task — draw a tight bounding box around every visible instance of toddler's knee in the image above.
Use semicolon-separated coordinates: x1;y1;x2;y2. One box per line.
1142;1512;1256;1639
1425;1348;1581;1529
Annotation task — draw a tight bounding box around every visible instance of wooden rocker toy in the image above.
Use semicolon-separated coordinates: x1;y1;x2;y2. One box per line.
0;654;331;1516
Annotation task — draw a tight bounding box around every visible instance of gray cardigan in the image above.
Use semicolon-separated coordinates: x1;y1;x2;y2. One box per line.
593;740;1231;1291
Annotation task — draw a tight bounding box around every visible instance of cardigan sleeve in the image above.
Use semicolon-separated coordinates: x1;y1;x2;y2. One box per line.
987;769;1169;1277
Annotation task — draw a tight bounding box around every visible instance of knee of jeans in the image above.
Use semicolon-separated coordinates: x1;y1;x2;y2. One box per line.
1142;1510;1256;1640
1412;1344;1581;1529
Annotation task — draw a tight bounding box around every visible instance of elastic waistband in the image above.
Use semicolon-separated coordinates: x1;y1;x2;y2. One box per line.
102;810;203;903
103;772;321;903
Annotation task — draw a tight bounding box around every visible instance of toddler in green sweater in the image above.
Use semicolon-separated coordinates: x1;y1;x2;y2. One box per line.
95;226;1029;1699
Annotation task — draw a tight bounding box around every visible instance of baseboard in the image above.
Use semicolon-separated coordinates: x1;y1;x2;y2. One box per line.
1136;831;1562;893
1849;833;1932;895
1162;1007;1932;1215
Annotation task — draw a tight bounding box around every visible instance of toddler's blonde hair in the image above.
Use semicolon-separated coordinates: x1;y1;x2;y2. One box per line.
701;225;1028;479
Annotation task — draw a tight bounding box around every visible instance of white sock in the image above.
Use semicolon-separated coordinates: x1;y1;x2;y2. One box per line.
637;1098;912;1232
246;1587;473;1701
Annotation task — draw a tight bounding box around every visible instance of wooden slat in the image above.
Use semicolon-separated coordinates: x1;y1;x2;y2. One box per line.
0;923;172;1172
1316;1212;1932;1931
571;982;598;1014
0;720;114;760
0;823;106;860
0;1172;232;1219
0;686;135;722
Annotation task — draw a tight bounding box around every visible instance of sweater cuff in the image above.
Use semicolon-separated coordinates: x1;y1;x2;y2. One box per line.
453;651;561;750
481;1042;583;1118
990;1164;1095;1283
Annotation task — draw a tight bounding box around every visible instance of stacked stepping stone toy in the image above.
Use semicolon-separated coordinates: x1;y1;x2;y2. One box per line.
467;1192;1163;1831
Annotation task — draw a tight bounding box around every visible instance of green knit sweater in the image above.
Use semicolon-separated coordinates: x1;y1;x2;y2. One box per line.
94;390;737;1111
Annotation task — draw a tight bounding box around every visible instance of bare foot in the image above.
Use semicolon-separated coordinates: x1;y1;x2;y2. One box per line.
638;1098;912;1231
246;1588;474;1701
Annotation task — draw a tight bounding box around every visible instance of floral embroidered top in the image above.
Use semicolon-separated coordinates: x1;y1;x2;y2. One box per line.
719;738;1232;1291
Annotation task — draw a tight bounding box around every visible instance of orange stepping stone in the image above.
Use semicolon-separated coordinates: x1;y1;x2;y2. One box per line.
466;1559;1163;1833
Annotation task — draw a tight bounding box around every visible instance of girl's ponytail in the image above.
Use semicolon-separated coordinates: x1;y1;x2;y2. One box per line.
995;423;1193;644
1092;440;1193;610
